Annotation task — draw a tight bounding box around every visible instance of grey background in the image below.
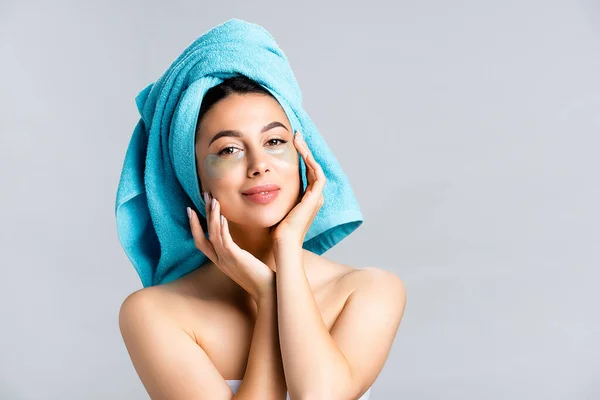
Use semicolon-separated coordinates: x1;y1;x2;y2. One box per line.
1;0;598;399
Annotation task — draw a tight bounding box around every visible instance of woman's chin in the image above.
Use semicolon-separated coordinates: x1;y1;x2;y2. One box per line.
257;215;286;228
237;210;286;228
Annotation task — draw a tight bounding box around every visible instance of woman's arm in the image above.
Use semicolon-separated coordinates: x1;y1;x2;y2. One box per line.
188;201;286;398
273;243;354;399
234;283;287;400
272;131;406;398
274;243;406;400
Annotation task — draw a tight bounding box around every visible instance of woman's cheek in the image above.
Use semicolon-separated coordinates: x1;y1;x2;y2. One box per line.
265;140;298;165
204;151;245;179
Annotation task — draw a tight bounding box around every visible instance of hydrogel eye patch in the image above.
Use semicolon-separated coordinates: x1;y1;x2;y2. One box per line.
204;140;297;180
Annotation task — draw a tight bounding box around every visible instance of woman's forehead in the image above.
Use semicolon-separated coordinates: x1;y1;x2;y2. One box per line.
197;95;291;142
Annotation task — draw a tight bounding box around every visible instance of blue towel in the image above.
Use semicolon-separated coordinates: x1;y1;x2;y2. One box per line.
115;18;363;287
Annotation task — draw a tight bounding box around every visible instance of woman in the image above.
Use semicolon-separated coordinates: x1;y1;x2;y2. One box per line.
117;22;406;400
118;76;406;399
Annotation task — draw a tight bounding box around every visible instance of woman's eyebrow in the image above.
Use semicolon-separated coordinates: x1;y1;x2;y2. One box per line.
208;121;288;146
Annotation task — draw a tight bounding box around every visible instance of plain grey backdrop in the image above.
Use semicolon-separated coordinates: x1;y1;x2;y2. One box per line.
1;0;598;399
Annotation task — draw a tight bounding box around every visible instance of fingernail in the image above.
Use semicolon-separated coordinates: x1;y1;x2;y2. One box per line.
186;207;191;219
220;215;224;225
211;197;216;211
203;192;208;204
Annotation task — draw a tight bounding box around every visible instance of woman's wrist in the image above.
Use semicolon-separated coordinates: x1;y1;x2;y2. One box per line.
255;282;276;306
272;236;303;255
254;278;276;305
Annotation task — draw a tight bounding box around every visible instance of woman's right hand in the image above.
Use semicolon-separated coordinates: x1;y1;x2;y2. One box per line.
187;192;275;303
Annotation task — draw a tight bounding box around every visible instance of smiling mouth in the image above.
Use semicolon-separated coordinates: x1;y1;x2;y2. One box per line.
242;189;280;204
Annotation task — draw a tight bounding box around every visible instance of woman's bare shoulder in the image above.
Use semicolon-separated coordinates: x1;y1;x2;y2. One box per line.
121;255;396;307
120;265;219;317
326;258;401;296
309;253;391;294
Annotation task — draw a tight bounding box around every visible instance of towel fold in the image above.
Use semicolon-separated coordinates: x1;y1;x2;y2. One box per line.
115;18;363;287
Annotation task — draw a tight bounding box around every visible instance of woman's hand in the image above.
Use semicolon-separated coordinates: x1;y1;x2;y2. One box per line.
271;130;326;247
187;193;275;302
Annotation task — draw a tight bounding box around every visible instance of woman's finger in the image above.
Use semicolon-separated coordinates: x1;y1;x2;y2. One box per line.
208;195;224;252
294;131;317;184
304;148;326;194
295;132;326;199
220;215;238;253
217;214;236;268
188;207;218;262
204;191;211;230
299;134;326;193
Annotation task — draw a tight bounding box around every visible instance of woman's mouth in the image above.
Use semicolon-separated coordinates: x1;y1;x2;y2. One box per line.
242;189;280;204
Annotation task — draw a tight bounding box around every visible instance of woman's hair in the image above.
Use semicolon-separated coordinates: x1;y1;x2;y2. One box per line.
195;75;274;136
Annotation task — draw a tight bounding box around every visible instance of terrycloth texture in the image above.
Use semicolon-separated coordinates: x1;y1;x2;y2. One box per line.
115;18;363;287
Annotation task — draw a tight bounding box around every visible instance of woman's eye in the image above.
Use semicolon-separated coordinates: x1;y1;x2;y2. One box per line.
217;139;286;156
267;139;287;146
217;146;241;156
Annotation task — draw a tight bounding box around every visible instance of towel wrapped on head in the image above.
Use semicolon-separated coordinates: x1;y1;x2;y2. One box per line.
115;18;363;287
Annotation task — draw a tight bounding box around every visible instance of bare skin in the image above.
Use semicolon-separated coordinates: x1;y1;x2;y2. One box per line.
118;91;400;399
144;252;366;382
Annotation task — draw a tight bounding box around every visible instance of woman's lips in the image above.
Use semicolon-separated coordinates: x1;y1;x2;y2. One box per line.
242;189;280;204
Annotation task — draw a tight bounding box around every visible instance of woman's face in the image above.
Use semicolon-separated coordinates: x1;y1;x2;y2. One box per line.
195;93;301;228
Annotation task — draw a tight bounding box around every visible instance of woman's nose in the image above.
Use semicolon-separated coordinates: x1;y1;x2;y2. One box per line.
246;148;271;177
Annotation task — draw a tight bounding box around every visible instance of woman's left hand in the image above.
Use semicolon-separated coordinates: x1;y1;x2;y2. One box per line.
271;130;326;247
188;194;275;303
